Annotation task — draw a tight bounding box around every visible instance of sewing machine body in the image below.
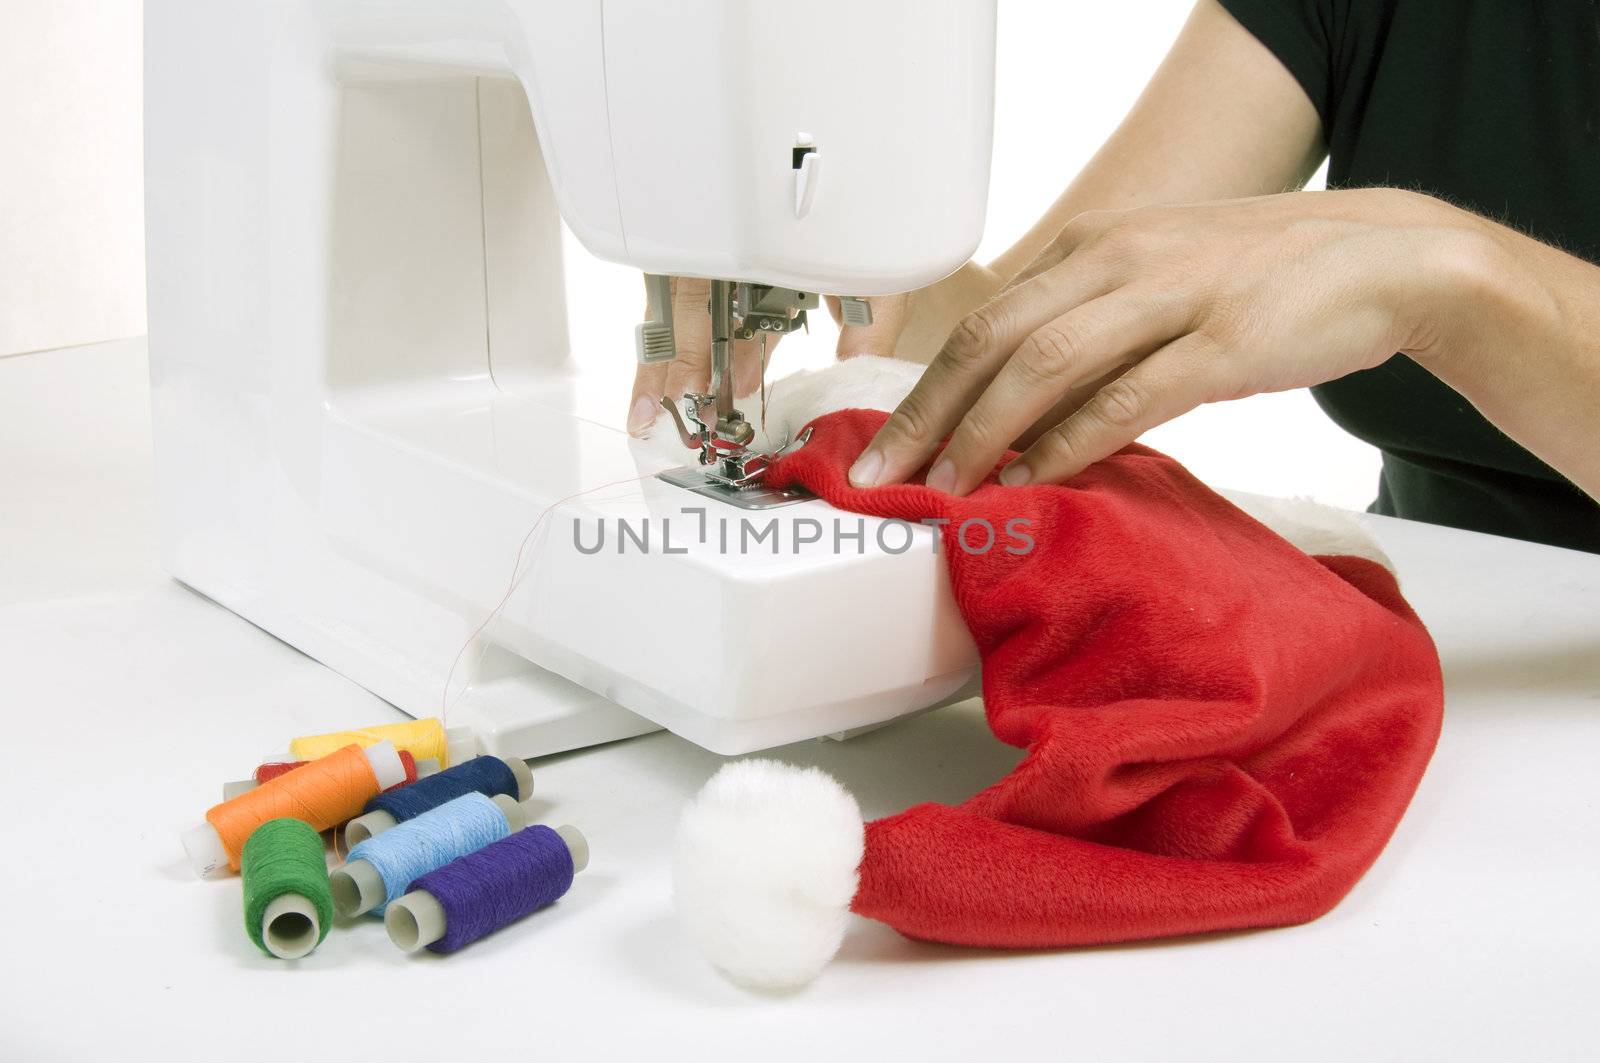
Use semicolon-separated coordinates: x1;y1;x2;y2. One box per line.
145;0;992;755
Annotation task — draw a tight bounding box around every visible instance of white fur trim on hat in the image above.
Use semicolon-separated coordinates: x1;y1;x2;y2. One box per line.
1228;491;1396;575
673;759;864;990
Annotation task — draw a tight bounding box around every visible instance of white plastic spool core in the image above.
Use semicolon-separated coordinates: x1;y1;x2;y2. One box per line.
504;756;534;801
342;810;397;848
385;890;445;953
261;893;321;959
329;859;388;918
493;794;532;831
365;740;406;790
444;727;480;768
555;824;590;873
180;822;230;879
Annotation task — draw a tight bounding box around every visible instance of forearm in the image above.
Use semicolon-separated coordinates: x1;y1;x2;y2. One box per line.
1411;207;1600;501
987;0;1325;282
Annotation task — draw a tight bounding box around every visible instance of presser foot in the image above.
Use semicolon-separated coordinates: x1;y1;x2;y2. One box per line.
657;395;815;508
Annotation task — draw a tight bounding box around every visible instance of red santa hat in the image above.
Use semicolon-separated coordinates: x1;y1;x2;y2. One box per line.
673;404;1443;990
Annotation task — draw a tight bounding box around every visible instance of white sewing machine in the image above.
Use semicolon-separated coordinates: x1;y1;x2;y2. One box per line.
145;0;995;756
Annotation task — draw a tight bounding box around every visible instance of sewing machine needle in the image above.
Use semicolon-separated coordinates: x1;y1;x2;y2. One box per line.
759;332;769;439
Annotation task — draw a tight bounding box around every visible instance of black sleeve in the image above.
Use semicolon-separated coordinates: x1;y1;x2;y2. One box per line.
1216;0;1340;134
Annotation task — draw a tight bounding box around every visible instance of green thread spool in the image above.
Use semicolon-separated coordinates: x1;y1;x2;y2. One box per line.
241;818;334;959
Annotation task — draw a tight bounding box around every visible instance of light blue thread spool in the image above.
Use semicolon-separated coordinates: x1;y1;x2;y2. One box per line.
329;792;529;917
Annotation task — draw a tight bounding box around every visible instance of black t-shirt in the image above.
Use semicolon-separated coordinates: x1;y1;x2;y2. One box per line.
1218;0;1600;553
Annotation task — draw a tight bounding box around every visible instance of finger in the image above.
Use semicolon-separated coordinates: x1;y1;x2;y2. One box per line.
629;277;678;434
1010;361;1129;451
627;359;670;435
835;294;909;359
849;254;1124;488
824;295;844;327
1001;333;1224;486
929;287;1187;494
663;277;712;400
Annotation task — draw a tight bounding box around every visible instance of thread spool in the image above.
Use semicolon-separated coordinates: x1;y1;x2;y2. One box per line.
221;751;430;802
343;755;533;846
220;759;308;801
288;718;479;769
181;741;406;878
241;818;334;960
257;760;306;785
330;793;534;917
386;824;588;954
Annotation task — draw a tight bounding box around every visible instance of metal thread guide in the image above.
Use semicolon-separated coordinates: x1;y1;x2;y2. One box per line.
640;277;824;510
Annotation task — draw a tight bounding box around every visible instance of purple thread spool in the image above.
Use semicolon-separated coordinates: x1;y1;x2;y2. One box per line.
385;824;587;953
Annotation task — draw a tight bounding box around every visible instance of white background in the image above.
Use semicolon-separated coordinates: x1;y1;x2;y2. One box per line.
2;0;1380;507
0;0;145;356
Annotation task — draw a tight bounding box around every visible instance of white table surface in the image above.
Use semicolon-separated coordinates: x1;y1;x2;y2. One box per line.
4;338;1598;1063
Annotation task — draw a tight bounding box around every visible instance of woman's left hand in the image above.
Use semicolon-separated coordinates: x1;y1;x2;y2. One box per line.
849;187;1480;493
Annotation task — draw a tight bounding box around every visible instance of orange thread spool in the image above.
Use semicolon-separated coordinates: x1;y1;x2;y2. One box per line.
255;750;418;789
207;744;381;871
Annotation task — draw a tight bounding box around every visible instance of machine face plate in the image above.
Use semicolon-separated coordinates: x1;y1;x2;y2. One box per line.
657;466;814;510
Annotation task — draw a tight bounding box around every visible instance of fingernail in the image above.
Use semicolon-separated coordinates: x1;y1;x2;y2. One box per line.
926;458;957;495
1000;461;1031;487
627;397;658;436
849;448;884;488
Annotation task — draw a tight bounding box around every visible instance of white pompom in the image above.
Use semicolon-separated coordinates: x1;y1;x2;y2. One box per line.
673;759;864;990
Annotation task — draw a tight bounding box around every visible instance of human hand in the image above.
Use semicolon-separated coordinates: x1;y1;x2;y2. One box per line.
849;188;1470;492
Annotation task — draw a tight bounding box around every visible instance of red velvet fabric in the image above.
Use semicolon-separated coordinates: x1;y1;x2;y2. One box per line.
765;409;1444;948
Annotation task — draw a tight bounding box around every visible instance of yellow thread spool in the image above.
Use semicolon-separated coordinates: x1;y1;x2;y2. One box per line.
288;718;478;769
